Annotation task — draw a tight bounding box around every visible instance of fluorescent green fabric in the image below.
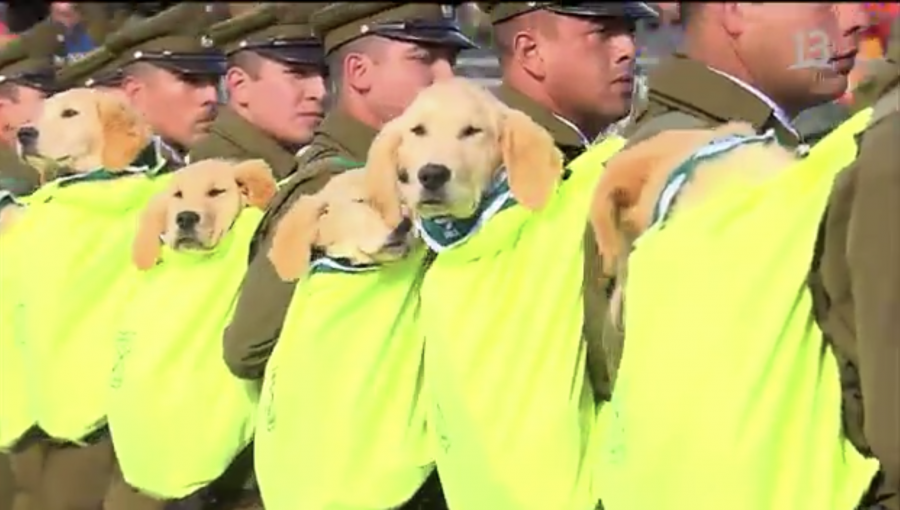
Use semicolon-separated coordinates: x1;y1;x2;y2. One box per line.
107;209;263;499
0;215;36;450
597;111;880;510
14;172;173;442
419;136;626;510
255;248;431;510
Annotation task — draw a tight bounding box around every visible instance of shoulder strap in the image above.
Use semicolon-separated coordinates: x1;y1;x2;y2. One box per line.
869;86;900;127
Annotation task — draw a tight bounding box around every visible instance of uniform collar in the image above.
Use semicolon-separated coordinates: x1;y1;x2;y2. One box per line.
644;54;801;146
205;106;299;181
310;109;379;164
154;136;188;168
707;67;799;138
496;83;589;156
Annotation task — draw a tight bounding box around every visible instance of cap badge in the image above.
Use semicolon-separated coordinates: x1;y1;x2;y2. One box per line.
440;5;455;19
200;35;214;48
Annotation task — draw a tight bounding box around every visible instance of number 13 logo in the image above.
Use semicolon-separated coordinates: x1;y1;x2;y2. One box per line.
791;29;833;70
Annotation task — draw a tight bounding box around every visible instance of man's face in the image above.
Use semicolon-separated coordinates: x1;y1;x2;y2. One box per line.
536;15;638;137
0;85;47;146
229;56;326;147
122;65;219;147
731;3;866;113
363;40;458;124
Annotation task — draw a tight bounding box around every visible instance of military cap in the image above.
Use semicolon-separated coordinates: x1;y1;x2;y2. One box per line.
210;3;328;67
478;2;658;25
0;19;67;93
86;3;228;86
310;3;476;55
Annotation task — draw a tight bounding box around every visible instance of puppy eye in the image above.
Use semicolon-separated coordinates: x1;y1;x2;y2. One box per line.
207;188;226;198
410;124;426;136
173;191;183;199
352;198;365;204
398;169;409;184
459;125;482;138
61;108;79;118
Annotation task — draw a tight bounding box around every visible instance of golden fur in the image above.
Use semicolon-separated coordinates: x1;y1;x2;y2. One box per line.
589;122;800;328
268;168;417;282
132;159;277;270
365;77;564;226
31;88;153;179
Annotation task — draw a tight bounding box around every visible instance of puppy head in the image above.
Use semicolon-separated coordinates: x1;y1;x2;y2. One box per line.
366;77;563;225
34;88;152;174
589;122;758;276
268;169;416;282
132;159;277;270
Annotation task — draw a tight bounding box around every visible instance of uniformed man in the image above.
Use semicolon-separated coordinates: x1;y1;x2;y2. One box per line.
222;4;474;509
0;18;65;195
188;3;329;181
594;2;870;385
477;2;656;161
812;15;900;510
53;3;228;166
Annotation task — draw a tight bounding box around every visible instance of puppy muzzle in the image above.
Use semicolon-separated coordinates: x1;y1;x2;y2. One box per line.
16;127;40;157
173;211;203;249
416;163;452;204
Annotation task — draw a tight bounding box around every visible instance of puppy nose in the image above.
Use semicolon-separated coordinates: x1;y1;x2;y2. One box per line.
417;164;451;192
175;211;201;230
17;127;39;148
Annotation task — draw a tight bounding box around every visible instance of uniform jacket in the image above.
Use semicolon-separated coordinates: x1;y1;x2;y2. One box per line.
223;109;378;379
812;64;900;510
495;83;613;400
599;54;803;386
188;106;300;182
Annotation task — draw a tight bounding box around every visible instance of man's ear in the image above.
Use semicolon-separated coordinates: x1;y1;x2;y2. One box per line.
232;159;277;209
364;121;404;228
268;196;324;282
96;90;152;170
224;66;251;106
132;193;169;271
501;108;563;211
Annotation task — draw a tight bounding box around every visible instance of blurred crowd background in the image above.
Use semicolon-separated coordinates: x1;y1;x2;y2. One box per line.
0;2;897;104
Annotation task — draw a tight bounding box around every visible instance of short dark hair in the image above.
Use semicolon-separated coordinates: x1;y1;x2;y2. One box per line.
0;82;20;102
226;50;263;80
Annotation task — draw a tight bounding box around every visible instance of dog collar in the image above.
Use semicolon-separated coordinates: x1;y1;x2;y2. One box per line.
309;256;380;274
652;130;778;226
415;168;516;252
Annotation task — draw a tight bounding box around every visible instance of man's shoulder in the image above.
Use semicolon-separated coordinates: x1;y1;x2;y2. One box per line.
624;106;712;146
188;124;247;163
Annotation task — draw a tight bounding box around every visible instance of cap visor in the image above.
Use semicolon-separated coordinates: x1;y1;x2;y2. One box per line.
254;46;326;68
548;2;658;20
147;56;226;77
378;28;477;50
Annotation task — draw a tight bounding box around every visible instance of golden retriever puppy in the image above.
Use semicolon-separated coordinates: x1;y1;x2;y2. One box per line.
22;88;152;180
364;77;563;226
132;158;278;270
589;122;799;326
268;168;416;282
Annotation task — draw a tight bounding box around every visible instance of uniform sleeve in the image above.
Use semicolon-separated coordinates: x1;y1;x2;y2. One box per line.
222;159;343;380
846;113;900;509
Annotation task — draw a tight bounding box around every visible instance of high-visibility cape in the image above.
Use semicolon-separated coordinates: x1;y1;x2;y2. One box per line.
107;209;262;499
596;110;880;510
255;248;432;510
417;137;626;510
13;168;171;442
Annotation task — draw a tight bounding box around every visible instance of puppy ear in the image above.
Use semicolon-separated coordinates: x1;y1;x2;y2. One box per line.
96;91;151;171
268;196;323;282
132;194;168;271
364;123;404;228
589;129;719;276
233;159;277;209
501;109;564;211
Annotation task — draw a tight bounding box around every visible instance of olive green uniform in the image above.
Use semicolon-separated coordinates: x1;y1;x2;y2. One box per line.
188;3;329;181
222;5;474;509
0;19;67;510
6;6;226;510
479;1;657;404
811;19;900;510
590;53;804;386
